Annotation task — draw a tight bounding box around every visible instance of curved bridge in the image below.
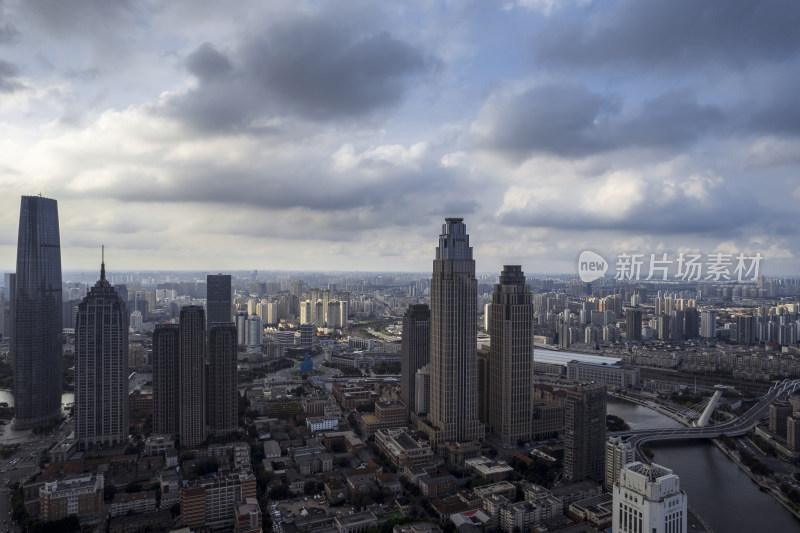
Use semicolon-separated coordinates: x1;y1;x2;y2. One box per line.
617;379;800;459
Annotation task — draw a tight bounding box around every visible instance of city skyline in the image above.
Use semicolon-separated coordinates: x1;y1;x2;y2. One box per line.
1;2;800;274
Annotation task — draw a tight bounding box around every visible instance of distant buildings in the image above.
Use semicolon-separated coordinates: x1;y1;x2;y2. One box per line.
401;303;430;418
75;257;129;451
612;462;687;533
700;310;716;339
420;218;484;447
12;195;63;430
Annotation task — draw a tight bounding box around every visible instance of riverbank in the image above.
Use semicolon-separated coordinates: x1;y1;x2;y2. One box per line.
711;437;800;524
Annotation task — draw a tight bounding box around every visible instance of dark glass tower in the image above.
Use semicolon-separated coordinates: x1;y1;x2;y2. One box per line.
207;323;237;435
401;303;430;418
153;324;180;437
75;255;129;450
12;195;63;430
206;274;232;329
179;305;206;447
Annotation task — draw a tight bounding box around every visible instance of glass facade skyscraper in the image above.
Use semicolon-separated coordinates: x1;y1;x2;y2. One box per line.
12;195;63;430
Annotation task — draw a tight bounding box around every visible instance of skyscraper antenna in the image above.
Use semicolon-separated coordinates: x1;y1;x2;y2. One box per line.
101;245;106;281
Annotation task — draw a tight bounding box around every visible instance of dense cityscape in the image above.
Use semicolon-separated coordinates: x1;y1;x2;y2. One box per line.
3;2;800;532
1;200;800;533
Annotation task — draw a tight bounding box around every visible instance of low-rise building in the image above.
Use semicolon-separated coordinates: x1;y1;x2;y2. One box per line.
110;490;157;517
335;511;377;533
375;427;434;470
464;457;514;482
39;473;104;522
181;472;257;531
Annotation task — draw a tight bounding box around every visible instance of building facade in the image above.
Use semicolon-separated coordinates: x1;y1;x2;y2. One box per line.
180;305;206;447
612;462;687;533
208;323;238;435
564;383;606;483
153;324;180;437
487;265;534;445
421;218;484;446
75;259;129;451
207;274;232;328
12;195;63;429
605;436;635;492
401;303;430;418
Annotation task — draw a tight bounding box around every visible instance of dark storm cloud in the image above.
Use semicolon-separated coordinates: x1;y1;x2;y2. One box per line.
185;43;232;81
0;59;21;92
476;84;722;162
500;180;761;237
166;8;435;131
533;0;800;69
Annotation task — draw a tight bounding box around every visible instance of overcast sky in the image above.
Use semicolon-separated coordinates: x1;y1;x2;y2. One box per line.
1;0;799;275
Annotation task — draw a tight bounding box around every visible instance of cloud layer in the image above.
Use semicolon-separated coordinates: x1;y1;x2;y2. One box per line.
0;0;798;275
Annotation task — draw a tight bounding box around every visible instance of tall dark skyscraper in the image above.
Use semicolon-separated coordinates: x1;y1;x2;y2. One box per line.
153;324;180;437
207;323;238;435
180;305;206;447
12;195;63;430
487;265;533;445
625;309;642;341
206;274;232;329
75;255;129;451
564;383;607;483
421;218;483;446
401;303;430;418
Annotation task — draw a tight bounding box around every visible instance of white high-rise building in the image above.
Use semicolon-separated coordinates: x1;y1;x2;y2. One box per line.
613;462;687;533
605;436;634;492
246;314;263;346
700;310;716;338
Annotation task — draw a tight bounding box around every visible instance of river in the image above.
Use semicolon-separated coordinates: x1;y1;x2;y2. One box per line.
608;397;800;532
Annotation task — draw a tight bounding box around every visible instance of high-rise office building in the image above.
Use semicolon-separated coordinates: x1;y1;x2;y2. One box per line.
207;323;238;435
12;195;63;430
625;309;642;341
605;436;634;492
207;274;232;328
74;256;129;451
153;324;180;437
401;303;430;418
420;218;483;446
180;305;206;447
612;462;687;533
487;265;533;445
564;383;606;483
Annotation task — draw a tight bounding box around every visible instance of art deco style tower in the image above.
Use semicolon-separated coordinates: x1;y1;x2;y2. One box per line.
207;323;238;435
12;195;63;430
75;252;129;450
401;303;430;419
487;265;533;445
179;305;206;447
152;323;180;437
422;218;483;446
